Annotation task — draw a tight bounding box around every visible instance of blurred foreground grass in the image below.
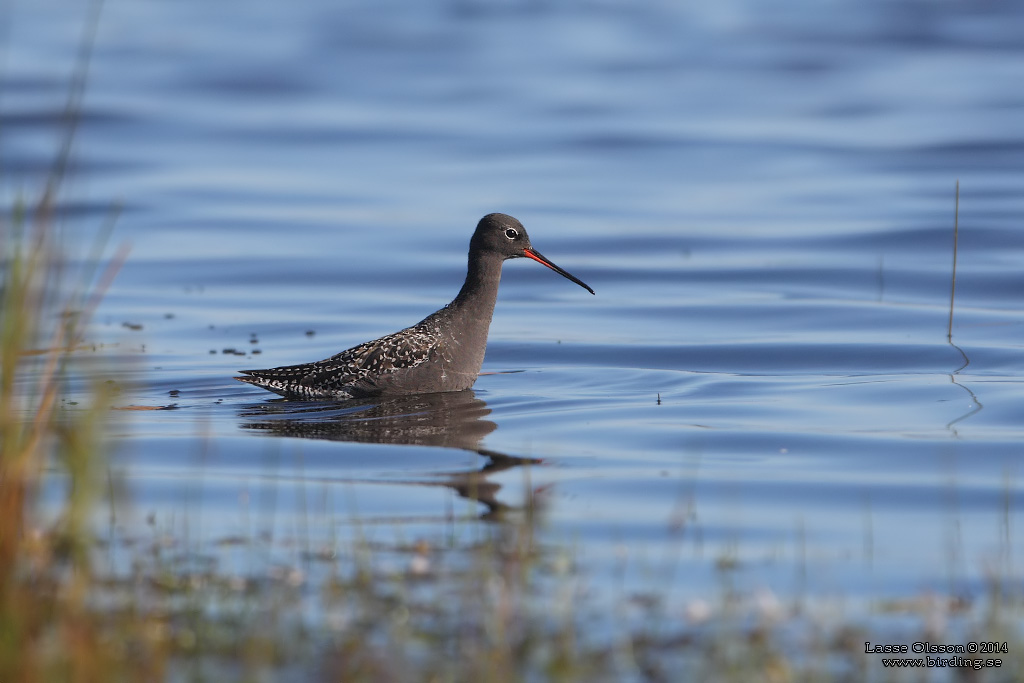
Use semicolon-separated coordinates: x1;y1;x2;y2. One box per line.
0;182;123;679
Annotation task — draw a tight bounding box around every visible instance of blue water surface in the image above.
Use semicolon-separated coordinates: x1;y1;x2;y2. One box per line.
3;0;1023;633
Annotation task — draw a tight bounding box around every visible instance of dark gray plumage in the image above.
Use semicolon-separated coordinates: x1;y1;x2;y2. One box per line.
236;213;594;400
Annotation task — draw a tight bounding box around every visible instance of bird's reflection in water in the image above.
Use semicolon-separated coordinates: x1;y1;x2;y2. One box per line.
239;390;538;520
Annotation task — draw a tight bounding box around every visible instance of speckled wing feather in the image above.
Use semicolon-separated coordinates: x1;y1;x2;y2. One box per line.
236;323;441;399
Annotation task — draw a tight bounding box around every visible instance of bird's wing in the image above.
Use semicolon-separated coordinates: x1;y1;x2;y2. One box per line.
237;326;441;399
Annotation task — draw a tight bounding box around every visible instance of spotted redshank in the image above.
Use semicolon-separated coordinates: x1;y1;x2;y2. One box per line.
236;213;594;399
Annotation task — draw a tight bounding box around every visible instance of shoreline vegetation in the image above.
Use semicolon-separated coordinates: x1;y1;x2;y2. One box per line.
2;17;1021;683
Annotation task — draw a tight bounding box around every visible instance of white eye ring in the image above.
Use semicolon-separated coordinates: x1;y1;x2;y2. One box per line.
504;228;519;240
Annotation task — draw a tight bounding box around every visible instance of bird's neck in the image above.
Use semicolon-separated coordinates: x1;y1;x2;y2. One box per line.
419;251;504;385
439;251;503;352
452;252;504;313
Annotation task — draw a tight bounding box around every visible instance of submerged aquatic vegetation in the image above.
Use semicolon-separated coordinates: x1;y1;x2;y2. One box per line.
7;489;1021;683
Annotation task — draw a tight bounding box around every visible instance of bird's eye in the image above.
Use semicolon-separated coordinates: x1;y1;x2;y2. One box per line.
504;228;519;240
